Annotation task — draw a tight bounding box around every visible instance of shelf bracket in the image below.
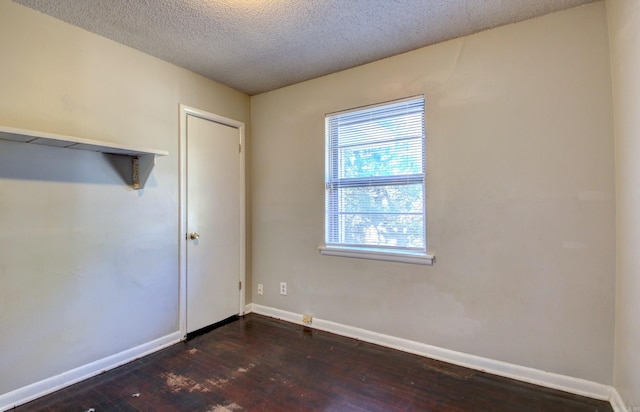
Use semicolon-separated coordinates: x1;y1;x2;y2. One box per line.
132;157;140;189
132;154;156;190
104;153;156;189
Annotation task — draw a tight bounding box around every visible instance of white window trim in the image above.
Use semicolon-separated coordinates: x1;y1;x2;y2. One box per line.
319;245;434;265
323;96;432;264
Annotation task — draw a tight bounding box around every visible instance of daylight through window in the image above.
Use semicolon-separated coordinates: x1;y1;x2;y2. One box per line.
323;96;429;264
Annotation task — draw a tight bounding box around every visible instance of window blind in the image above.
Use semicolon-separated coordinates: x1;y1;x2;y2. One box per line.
325;96;426;254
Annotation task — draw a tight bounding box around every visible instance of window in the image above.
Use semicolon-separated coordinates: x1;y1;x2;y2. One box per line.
321;96;433;265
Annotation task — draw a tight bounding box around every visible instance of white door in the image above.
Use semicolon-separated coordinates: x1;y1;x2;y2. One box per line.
184;111;244;334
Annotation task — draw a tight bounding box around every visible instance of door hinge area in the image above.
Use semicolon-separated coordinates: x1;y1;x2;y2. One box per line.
239;281;242;290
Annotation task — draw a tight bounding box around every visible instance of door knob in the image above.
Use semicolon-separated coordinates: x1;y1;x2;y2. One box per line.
189;232;200;240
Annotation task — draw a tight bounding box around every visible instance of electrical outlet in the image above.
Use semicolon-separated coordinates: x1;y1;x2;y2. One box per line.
280;282;287;295
302;314;312;324
257;283;264;296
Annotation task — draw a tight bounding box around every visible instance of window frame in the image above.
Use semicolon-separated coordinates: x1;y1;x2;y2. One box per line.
320;96;434;265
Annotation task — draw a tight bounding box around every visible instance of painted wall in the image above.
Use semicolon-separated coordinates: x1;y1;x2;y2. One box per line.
0;1;249;397
251;2;615;384
607;0;640;407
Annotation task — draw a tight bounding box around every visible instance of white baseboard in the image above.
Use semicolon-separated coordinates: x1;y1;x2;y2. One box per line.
248;303;624;410
0;331;182;412
609;387;630;412
244;303;253;314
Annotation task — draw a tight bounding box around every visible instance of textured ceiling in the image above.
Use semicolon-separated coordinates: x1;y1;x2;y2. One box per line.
14;0;595;95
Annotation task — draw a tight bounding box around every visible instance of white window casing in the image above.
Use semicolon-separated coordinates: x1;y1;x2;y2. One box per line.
322;96;434;265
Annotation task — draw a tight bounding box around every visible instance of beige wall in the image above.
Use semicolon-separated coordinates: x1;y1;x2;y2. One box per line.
0;0;621;404
251;2;615;384
0;2;249;396
608;0;640;407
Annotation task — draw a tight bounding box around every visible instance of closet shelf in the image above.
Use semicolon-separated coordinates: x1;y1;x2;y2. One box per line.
0;125;168;189
0;125;168;157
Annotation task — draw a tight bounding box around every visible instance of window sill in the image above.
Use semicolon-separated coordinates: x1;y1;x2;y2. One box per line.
319;246;434;266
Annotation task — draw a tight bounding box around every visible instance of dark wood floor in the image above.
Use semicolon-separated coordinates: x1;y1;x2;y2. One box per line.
13;314;612;411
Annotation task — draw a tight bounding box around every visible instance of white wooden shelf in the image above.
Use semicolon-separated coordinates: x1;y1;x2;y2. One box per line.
0;125;168;189
0;125;168;156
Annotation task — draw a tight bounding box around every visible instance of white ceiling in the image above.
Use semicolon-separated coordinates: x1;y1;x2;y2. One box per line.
14;0;595;96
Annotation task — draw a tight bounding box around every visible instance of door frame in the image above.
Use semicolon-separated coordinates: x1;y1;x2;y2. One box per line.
178;103;246;339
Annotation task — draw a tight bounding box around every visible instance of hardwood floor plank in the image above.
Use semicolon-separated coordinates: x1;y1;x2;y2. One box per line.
11;314;612;411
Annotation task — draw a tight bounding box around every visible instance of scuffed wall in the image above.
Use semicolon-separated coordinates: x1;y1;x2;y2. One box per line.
608;0;640;407
0;1;249;397
250;2;614;384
